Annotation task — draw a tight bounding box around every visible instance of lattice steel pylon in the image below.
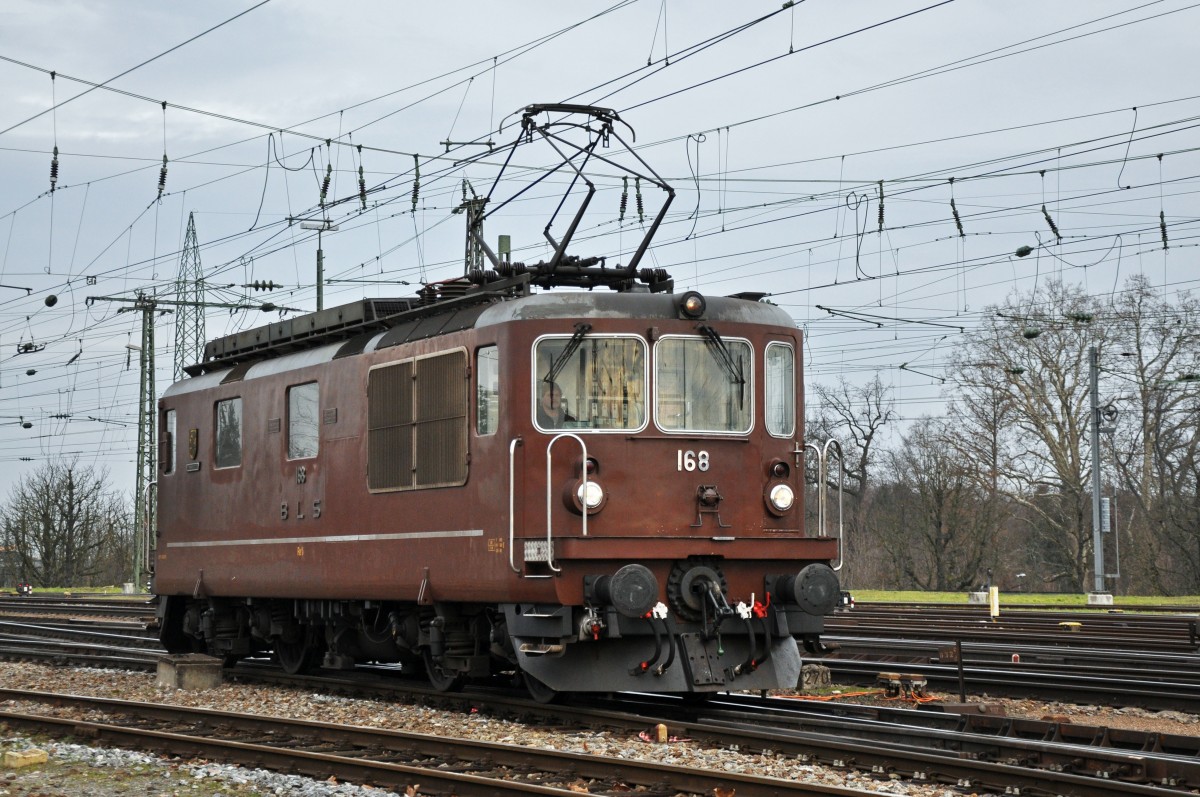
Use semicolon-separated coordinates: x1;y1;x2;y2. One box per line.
132;296;157;592
453;180;487;277
173;212;205;379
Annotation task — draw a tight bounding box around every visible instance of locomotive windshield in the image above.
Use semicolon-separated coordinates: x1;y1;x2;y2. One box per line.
533;335;646;431
655;336;753;433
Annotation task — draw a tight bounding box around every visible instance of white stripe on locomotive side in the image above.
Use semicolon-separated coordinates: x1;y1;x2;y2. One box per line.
167;529;484;548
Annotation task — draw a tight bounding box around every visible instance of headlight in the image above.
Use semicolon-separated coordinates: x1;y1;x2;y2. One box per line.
678;290;706;319
768;483;795;513
577;480;605;510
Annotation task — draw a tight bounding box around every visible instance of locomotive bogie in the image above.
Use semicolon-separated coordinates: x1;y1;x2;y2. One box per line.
154;287;839;695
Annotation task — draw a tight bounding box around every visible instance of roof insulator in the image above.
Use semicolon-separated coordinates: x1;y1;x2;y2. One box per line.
876;180;884;232
1041;204;1062;242
157;154;168;201
49;145;59;192
320;163;332;207
411;154;421;213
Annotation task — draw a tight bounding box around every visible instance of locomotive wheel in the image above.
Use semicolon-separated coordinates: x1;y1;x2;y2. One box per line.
521;671;559;704
422;651;463;692
274;637;318;675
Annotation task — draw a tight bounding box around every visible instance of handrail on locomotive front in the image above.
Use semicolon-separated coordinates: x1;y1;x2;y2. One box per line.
507;432;590;576
823;438;845;571
544;433;590;573
806;439;845;571
508;438;523;574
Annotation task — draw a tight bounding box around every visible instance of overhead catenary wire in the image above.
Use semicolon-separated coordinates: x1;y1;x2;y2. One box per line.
0;0;276;139
4;3;1195;289
1;2;1197;486
616;0;957;115
604;2;1200;157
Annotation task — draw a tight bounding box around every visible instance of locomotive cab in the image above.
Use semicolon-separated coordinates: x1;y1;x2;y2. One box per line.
489;289;840;695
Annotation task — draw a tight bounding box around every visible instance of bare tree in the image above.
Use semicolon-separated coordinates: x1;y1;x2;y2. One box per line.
1106;276;1200;593
1;461;131;588
809;277;1194;596
810;374;894;495
946;372;1016;497
808;374;895;587
878;417;1002;591
941;356;1025;588
949;279;1107;592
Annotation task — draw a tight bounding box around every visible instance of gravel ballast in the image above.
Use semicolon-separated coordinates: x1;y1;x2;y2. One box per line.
0;661;1196;796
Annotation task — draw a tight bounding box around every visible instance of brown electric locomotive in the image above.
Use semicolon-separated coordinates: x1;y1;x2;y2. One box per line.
152;105;841;698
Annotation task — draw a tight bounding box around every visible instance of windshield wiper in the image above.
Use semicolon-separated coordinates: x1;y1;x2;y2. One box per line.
697;324;746;409
543;322;592;385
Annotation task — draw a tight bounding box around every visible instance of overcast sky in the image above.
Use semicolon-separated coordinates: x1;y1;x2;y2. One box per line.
1;0;1197;500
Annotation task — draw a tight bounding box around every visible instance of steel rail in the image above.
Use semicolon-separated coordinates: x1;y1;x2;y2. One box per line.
0;689;881;797
0;619;159;645
0;597;156;616
856;601;1200;614
828;636;1200;678
224;665;1200;794
826;617;1198;653
822;657;1200;713
0;624;1196;793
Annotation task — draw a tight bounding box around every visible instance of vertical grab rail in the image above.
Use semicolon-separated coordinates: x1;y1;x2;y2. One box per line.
804;442;825;538
544;433;589;575
143;480;158;583
823;438;845;571
508;438;523;573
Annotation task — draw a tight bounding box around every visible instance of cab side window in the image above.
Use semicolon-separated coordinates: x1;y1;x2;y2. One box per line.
160;409;177;474
764;343;796;437
215;397;243;469
476;346;500;435
287;382;319;459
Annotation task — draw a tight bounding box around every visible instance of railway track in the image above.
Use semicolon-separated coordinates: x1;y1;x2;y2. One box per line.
0;615;163;670
858;601;1200;615
226;665;1200;794
0;688;879;797
828;634;1200;678
0;618;160;646
818;604;1200;710
4;610;1194;714
820;652;1200;714
3;597;1200;793
0;596;156;620
0;667;1195;796
827;607;1200;653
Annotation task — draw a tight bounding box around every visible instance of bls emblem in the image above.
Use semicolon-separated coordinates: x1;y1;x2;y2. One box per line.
188;428;199;460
